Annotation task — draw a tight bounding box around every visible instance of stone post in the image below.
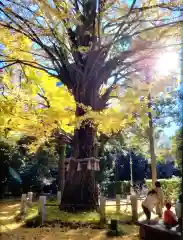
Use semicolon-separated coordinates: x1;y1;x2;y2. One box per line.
116;194;120;214
99;196;106;225
38;196;46;225
20;194;27;215
130;194;138;222
27;192;33;202
57;191;61;203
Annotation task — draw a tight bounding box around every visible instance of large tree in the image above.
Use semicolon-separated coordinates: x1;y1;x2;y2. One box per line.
0;0;181;211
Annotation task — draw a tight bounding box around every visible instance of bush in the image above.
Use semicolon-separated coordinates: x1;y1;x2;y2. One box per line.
102;178;181;200
145;178;181;202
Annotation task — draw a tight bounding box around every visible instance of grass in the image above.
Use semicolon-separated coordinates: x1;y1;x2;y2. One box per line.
25;199;132;223
0;199;139;239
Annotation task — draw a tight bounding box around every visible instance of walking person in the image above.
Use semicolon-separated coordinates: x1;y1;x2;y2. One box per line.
142;189;159;224
155;181;164;218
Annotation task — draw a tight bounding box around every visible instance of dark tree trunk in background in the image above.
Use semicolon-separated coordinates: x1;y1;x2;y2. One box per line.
148;93;157;188
61;107;98;212
57;144;66;195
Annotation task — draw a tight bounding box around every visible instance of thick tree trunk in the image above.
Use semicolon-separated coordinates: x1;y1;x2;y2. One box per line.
61;107;98;212
61;162;98;212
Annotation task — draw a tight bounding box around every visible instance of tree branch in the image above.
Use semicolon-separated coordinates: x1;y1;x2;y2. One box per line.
37;93;50;108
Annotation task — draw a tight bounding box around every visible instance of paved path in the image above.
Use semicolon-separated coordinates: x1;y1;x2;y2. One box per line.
105;198;176;222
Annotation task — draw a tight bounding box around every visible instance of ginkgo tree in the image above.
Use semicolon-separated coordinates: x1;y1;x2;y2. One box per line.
0;63;150;206
0;0;181;211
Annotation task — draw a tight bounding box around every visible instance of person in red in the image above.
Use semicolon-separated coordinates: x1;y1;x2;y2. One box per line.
164;203;178;228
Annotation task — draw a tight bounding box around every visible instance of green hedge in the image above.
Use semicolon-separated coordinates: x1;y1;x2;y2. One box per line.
145;178;181;202
103;178;181;200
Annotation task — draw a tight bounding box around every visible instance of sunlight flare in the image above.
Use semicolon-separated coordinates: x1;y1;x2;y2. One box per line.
154;51;179;76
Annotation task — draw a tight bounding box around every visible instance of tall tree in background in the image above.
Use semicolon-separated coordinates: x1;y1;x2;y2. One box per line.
125;80;179;186
0;0;181;211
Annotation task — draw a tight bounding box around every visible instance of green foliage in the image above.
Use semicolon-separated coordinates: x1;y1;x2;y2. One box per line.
153;93;178;128
103;178;180;201
171;128;183;170
0;138;23;197
98;140;149;197
0;134;60;197
145;178;181;202
124;92;178;160
96;143;115;193
97;138;132;195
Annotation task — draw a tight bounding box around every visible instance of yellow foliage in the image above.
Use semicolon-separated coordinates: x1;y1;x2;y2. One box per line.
1;0;175;147
0;67;76;144
0;29;33;62
0;64;149;147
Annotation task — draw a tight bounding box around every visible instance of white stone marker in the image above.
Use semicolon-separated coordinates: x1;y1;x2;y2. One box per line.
116;194;121;214
57;191;61;203
130;194;138;222
38;196;46;224
20;194;27;215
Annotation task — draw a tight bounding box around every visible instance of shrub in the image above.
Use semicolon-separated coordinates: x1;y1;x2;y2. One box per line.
145;178;181;202
102;178;181;200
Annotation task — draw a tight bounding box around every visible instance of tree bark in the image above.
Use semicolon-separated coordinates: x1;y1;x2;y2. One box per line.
61;107;98;212
148;93;157;188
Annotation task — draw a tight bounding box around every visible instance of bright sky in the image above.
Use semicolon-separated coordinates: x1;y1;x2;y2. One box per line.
165;123;178;137
155;50;180;139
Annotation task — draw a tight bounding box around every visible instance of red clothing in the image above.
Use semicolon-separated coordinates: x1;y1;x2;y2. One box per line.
164;210;177;225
